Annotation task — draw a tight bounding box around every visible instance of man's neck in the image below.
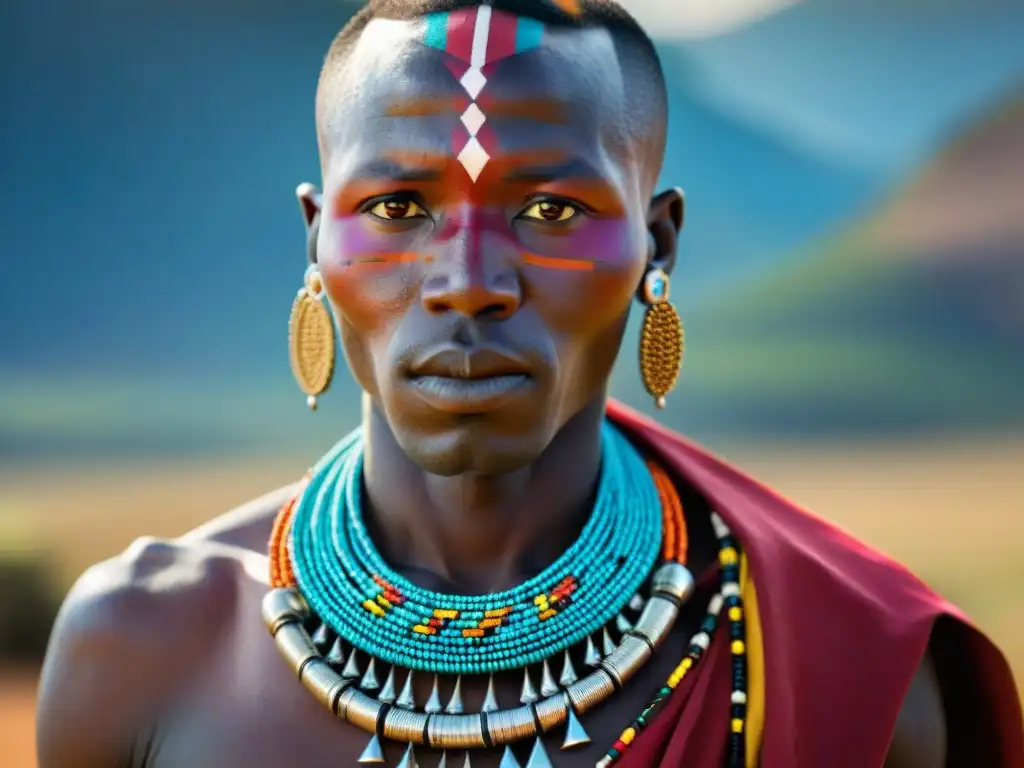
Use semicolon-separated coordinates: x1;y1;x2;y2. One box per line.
361;395;606;595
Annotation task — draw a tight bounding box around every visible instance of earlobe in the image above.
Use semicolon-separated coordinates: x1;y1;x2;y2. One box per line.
646;187;684;276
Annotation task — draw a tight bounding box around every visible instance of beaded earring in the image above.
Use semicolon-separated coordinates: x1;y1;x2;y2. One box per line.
638;268;684;409
288;264;336;410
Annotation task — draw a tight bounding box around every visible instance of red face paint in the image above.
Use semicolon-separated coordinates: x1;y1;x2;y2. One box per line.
322;11;635;279
327;149;629;273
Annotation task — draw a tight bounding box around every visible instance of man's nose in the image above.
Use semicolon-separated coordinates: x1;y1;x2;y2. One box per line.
421;221;522;320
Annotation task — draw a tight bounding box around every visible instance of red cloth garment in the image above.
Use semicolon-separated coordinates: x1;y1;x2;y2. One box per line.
607;400;1023;767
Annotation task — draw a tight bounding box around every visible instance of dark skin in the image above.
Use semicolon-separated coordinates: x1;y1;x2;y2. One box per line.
37;14;947;768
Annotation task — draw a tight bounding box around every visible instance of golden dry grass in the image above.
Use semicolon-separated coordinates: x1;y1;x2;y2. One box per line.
2;437;1023;767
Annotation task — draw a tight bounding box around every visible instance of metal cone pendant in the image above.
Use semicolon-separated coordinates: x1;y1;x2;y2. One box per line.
357;733;385;763
482;674;499;712
378;667;397;704
311;622;331;648
360;657;380;691
397;670;416;709
520;668;539;704
602;627;616;656
561;707;591;750
615;612;633;633
342;648;361;679
525;738;554;768
559;649;578;687
396;743;419;768
584;635;601;667
425;674;443;713
326;637;345;665
498;745;521;768
540;658;560;697
445;675;464;714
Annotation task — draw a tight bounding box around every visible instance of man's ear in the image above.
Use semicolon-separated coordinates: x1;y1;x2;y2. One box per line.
646;187;685;276
296;182;322;265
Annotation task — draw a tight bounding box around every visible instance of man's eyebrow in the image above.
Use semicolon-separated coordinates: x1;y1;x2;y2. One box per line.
343;150;580;183
384;96;569;125
501;157;604;182
342;156;447;182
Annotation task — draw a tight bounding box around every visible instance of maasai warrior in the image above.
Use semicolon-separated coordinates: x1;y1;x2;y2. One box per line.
37;1;1022;766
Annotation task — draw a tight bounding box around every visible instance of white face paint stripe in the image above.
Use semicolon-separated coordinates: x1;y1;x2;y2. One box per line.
470;4;492;69
457;4;493;181
457;137;490;182
459;68;487;99
460;103;486;136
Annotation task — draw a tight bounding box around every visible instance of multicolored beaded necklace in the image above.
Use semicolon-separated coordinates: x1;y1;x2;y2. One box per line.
263;422;750;767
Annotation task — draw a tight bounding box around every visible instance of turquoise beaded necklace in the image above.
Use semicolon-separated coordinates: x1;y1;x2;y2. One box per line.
262;421;749;767
289;420;663;675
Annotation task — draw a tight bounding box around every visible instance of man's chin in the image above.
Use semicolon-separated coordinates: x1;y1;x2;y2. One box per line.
393;420;551;477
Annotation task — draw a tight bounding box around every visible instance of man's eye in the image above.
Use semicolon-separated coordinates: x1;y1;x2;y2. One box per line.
368;199;427;220
520;200;579;223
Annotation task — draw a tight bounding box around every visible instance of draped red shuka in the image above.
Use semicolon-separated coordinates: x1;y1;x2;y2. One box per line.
607;400;1023;767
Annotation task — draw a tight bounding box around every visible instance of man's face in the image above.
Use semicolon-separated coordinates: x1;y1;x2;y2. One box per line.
312;8;666;475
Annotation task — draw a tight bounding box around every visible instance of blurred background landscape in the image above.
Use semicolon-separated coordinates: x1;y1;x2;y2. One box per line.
1;0;1022;763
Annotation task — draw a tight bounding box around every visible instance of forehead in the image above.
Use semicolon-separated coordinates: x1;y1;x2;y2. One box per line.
318;12;631;183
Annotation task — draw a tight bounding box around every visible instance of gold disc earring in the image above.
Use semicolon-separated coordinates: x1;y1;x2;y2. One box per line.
288;265;336;410
639;268;684;409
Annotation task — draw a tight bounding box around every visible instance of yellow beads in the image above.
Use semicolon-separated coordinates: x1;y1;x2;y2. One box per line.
719;547;739;566
667;655;695;689
362;579;406;618
412;624;436;635
433;608;459;620
485;606;513;618
533;576;579;620
620;727;636;746
731;718;745;733
731;640;746;655
728;606;743;621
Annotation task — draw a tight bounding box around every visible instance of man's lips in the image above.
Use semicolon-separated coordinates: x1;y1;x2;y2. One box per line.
406;345;534;413
407;345;532;381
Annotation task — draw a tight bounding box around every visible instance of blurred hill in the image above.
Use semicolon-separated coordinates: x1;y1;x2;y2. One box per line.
674;98;1024;436
866;99;1024;257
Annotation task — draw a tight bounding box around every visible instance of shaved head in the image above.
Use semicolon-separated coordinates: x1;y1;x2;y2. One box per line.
315;0;668;190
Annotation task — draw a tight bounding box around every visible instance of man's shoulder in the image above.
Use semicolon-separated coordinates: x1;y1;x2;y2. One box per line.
57;534;246;648
36;485;296;767
46;482;298;662
58;481;296;639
